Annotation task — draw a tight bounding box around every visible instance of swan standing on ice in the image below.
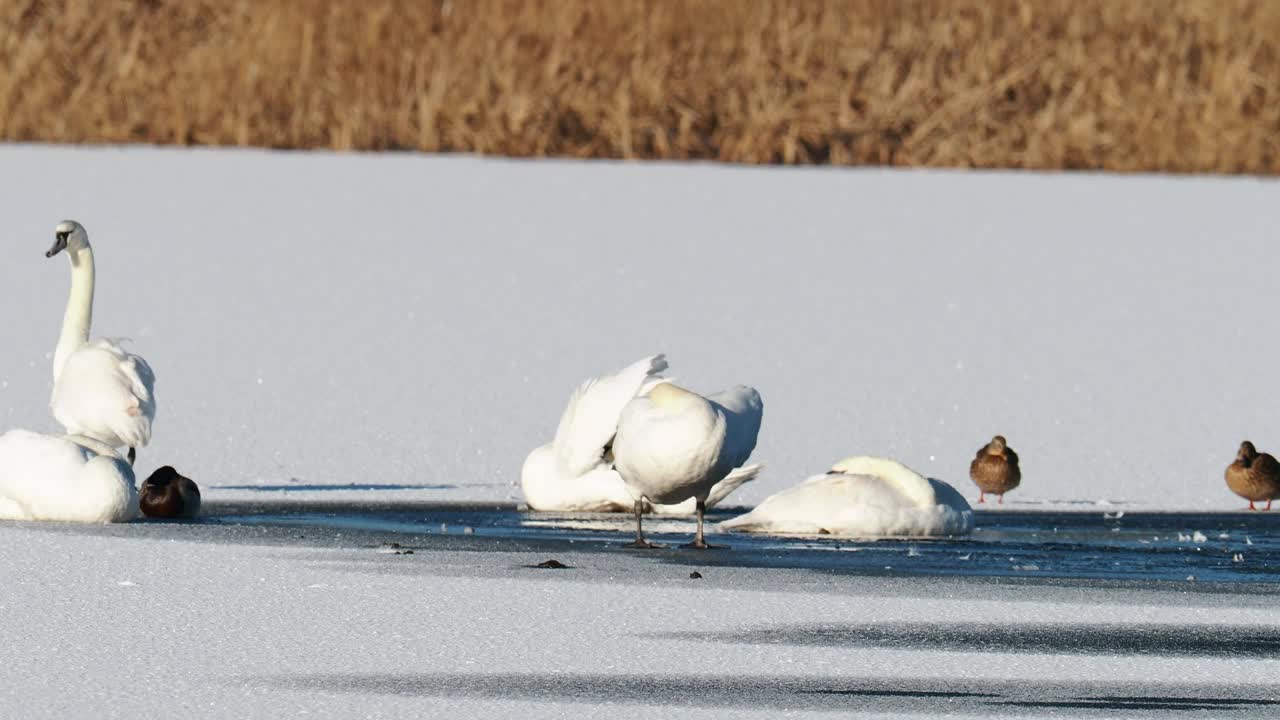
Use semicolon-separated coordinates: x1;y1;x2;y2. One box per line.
0;430;138;523
612;382;763;549
521;354;760;514
720;456;974;538
46;221;156;466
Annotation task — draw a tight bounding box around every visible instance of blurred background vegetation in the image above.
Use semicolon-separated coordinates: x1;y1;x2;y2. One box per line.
2;0;1277;173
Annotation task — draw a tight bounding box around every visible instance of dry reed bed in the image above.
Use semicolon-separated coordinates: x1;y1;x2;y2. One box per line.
1;0;1278;172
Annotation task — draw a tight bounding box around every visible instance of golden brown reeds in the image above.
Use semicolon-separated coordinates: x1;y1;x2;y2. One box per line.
2;0;1278;173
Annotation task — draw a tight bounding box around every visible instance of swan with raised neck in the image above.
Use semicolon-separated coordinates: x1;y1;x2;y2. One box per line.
48;220;95;381
45;220;157;465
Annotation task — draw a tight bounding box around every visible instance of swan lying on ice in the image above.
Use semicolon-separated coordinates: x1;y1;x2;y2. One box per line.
0;430;137;523
720;456;973;538
521;354;760;515
46;220;156;467
613;381;764;549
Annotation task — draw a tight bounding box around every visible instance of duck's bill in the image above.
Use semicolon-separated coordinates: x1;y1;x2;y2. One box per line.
45;236;66;257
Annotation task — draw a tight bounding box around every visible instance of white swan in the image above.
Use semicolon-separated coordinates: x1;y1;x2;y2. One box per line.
720;456;974;538
521;355;760;514
0;430;138;523
46;221;156;466
613;381;764;548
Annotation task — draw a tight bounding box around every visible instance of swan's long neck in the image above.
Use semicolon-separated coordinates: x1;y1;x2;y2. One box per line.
53;247;94;380
65;433;123;460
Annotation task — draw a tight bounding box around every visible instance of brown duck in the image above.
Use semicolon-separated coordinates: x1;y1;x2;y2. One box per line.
1225;441;1280;511
970;435;1020;505
139;466;201;519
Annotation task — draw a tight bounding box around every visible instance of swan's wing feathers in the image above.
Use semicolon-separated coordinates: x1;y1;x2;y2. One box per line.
553;354;667;477
95;340;156;427
118;352;156;414
706;385;759;414
51;341;155;448
709;385;764;470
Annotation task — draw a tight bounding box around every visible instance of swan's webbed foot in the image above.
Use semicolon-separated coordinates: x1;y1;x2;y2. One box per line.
680;539;728;550
127;447;137;467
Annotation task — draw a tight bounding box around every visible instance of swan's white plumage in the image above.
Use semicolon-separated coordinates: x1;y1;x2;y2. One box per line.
521;355;758;514
0;430;138;523
613;382;763;506
552;354;668;478
720;456;973;538
52;339;155;449
47;221;157;453
707;385;764;472
522;445;761;514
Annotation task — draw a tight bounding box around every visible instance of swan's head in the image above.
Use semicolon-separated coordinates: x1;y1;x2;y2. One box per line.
1238;441;1258;464
139;466;202;519
47;220;89;258
986;435;1008;454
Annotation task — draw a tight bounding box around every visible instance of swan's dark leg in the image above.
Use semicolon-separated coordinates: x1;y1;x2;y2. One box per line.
623;498;665;549
682;499;727;550
127;447;137;467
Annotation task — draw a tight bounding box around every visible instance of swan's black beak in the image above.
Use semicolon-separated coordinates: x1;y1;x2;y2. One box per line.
45;233;68;258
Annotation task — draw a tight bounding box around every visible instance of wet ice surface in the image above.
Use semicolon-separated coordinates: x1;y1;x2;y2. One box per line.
4;502;1280;719
199;501;1280;583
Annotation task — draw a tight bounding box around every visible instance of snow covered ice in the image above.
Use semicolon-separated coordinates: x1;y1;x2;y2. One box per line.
1;144;1278;509
1;145;1280;717
2;513;1279;719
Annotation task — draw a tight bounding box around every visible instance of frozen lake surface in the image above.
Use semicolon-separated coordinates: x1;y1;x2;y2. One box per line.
4;504;1279;718
3;145;1280;717
1;144;1278;510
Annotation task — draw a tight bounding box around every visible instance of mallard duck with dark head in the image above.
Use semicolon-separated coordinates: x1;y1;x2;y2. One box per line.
139;465;201;519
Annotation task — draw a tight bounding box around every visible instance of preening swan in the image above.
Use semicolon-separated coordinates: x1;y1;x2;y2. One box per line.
46;221;156;466
139;466;201;519
1225;441;1280;511
0;430;137;523
720;456;973;538
613;381;763;549
969;435;1020;505
520;354;760;515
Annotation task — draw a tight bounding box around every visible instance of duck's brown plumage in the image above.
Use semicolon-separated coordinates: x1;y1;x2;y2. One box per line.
139;465;201;519
969;435;1020;503
1225;441;1280;510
